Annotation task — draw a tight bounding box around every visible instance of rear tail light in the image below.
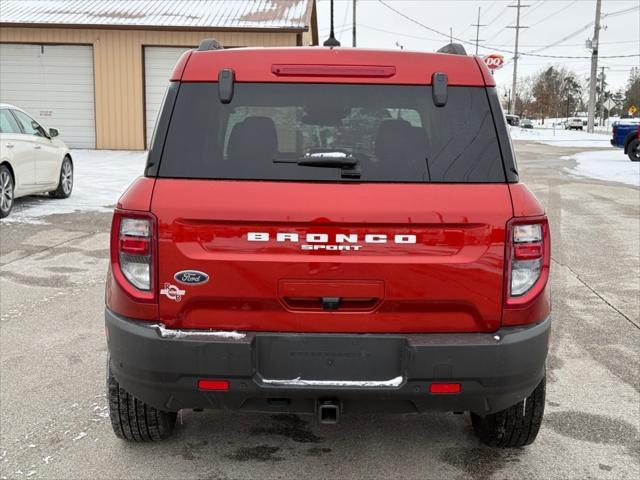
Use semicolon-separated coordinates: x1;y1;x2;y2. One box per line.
110;210;156;302
505;217;550;305
637;125;640;139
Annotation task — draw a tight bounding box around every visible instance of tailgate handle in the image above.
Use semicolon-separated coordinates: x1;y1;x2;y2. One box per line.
279;280;384;312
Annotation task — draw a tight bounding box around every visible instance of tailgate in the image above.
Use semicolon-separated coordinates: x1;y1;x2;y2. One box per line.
152;180;512;333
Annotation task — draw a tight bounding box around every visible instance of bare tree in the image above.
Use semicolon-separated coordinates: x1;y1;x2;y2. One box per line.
529;66;583;119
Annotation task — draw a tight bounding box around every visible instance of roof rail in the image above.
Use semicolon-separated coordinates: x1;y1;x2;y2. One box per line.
437;43;467;56
198;38;223;51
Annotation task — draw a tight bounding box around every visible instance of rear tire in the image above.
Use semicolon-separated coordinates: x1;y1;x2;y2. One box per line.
0;165;14;219
470;376;545;448
49;156;73;198
107;362;177;441
627;139;640;162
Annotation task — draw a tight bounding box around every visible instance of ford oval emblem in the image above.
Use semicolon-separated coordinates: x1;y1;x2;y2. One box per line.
174;270;209;285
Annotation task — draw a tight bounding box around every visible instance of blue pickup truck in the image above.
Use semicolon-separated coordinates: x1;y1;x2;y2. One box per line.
611;121;639;161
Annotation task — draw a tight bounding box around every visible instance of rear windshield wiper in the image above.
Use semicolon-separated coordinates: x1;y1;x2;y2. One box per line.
274;152;361;178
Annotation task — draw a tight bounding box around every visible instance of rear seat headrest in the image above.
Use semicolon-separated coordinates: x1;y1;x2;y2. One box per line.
227;116;279;163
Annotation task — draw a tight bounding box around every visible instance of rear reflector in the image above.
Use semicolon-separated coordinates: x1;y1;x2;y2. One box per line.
514;243;542;260
429;383;461;394
119;237;150;255
198;379;230;391
272;64;396;78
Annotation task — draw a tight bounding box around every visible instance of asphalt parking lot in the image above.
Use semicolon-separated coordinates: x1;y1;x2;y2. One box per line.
1;140;639;479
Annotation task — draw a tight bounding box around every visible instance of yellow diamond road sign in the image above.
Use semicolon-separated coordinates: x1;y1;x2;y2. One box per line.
630;105;638;115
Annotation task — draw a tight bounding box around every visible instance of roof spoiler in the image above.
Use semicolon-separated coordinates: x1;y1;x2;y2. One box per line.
198;38;223;51
437;43;467;56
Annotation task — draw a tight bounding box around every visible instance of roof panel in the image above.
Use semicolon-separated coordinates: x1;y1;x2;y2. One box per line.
0;0;312;30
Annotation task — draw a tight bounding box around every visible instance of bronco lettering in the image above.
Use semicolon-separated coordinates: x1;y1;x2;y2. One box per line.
248;232;417;244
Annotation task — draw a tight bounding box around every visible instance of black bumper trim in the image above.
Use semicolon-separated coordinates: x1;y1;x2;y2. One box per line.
106;309;550;416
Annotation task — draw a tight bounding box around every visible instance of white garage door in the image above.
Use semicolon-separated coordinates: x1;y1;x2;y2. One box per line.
144;46;193;148
0;44;96;149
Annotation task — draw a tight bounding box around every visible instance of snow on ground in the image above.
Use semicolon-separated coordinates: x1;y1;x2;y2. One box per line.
4;150;146;223
564;150;640;187
509;125;612;148
3;147;636;224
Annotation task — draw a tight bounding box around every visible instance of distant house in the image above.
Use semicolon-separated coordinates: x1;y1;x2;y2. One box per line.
0;0;318;149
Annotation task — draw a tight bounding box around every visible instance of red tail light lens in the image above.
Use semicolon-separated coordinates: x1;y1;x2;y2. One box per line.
110;210;156;302
505;217;550;306
198;379;230;391
429;383;461;394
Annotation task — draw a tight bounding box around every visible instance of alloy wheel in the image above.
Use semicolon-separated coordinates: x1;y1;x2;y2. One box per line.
61;160;73;195
0;170;13;213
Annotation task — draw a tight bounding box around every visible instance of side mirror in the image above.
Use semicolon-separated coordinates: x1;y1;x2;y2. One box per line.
49;128;59;138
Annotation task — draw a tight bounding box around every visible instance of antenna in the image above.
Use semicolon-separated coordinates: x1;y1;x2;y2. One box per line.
323;0;341;47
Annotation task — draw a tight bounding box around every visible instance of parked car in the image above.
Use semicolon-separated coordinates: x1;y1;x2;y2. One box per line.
520;118;534;129
0;104;73;218
565;117;584;130
611;120;640;161
105;41;551;447
505;114;520;126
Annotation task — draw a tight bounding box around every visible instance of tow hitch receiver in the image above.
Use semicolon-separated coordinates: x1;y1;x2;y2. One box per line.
318;400;340;424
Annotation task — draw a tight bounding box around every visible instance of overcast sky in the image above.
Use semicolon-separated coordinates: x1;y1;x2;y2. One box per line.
316;0;640;92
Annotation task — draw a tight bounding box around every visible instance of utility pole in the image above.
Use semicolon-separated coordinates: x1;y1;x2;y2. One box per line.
587;0;602;133
471;7;486;56
507;0;529;117
352;0;357;47
449;27;453;43
598;66;607;126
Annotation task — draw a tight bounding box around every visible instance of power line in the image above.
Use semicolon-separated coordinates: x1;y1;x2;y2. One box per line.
528;0;579;28
482;0;543;43
481;4;515;42
375;0;639;60
520;0;545;18
603;5;640;18
492;39;638;48
458;0;499;39
526;20;594;54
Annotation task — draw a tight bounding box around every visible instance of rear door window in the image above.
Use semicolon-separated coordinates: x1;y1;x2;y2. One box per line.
158;83;505;183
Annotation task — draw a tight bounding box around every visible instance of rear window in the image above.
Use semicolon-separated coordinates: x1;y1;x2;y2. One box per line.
158;83;506;182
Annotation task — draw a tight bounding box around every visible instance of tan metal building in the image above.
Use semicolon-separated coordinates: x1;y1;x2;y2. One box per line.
0;0;318;150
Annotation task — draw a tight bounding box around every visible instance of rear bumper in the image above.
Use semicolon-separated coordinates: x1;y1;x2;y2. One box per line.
106;309;550;416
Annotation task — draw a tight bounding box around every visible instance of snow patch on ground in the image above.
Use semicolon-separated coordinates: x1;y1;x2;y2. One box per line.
564;150;640;187
4;150;146;223
510;126;611;148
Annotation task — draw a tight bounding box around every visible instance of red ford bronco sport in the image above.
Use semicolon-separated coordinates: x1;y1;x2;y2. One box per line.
106;40;550;447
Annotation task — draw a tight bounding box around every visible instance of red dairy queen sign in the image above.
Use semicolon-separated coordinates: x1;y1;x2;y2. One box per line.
483;54;505;70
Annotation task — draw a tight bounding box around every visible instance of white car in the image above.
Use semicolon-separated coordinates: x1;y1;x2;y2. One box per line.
0;104;73;218
565;117;584;130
